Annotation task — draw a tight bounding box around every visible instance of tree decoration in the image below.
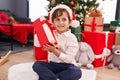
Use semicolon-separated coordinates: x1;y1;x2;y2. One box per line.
70;1;74;6
51;0;56;5
47;0;99;26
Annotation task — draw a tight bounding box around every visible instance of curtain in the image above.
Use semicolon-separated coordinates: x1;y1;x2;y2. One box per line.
115;0;120;20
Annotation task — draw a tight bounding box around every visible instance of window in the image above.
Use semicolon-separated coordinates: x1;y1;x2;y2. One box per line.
97;0;117;23
29;0;49;22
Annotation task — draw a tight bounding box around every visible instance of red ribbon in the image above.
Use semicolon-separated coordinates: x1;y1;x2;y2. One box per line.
41;20;57;45
34;18;57;47
84;17;104;31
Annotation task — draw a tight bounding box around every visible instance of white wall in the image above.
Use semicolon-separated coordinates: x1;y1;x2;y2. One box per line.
29;0;49;21
97;0;117;23
29;0;118;23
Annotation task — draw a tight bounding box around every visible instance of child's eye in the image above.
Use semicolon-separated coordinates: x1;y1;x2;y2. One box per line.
62;18;67;21
55;18;59;21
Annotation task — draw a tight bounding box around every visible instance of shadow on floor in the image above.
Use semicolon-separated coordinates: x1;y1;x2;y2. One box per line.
0;38;33;56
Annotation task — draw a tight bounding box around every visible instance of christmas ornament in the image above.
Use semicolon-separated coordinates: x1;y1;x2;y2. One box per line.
70;1;74;6
51;0;56;5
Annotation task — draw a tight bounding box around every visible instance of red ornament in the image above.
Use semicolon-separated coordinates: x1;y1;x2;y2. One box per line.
70;1;74;6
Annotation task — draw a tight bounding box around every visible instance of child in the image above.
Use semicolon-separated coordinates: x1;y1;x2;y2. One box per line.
32;4;82;80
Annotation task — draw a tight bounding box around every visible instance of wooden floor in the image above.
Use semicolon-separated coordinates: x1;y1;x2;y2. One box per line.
0;49;120;80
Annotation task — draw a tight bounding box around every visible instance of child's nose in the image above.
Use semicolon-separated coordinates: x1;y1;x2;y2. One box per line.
59;20;64;24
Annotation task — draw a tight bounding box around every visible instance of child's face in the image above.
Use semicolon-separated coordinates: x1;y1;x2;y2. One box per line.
53;12;71;34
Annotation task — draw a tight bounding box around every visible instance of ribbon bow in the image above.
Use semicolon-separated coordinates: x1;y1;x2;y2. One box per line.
102;32;111;66
84;17;103;31
102;48;111;66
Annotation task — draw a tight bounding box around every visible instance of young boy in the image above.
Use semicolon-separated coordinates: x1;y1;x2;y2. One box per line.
32;4;82;80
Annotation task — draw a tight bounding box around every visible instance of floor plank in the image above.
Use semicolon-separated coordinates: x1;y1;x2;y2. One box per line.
0;49;120;80
0;50;35;80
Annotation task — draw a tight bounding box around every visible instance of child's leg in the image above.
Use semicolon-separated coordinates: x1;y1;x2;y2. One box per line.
48;62;82;80
32;61;58;80
56;65;82;80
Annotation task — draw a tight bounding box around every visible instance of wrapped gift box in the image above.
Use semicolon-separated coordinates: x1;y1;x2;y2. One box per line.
84;17;104;32
82;31;115;67
104;24;110;31
33;17;57;60
71;26;81;41
34;33;48;61
115;33;120;45
110;20;120;32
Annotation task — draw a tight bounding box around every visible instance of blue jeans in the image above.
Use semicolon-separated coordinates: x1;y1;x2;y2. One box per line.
32;61;82;80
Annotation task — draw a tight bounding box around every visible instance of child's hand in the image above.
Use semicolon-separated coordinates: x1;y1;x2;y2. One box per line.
43;42;60;57
43;43;56;52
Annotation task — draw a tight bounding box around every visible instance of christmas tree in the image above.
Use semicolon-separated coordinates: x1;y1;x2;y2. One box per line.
47;0;99;26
